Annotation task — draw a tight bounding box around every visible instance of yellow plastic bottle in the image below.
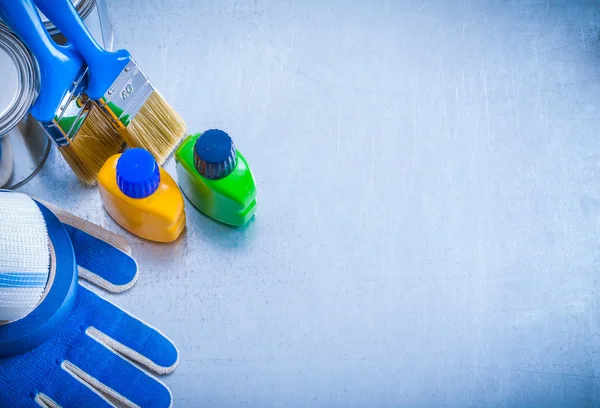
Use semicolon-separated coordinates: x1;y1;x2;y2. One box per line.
98;148;186;243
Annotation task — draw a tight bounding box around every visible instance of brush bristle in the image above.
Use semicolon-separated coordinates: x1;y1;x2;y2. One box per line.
124;91;187;164
59;106;125;186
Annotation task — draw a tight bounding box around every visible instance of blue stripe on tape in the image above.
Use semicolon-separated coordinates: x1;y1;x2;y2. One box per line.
0;272;47;288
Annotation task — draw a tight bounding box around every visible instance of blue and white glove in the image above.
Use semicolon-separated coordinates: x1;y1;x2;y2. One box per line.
0;198;179;407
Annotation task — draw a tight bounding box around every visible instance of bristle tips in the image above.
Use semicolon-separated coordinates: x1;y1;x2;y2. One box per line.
124;91;187;164
59;106;125;186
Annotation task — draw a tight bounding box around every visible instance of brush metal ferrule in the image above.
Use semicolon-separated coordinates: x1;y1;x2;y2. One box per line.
96;59;154;129
40;65;92;147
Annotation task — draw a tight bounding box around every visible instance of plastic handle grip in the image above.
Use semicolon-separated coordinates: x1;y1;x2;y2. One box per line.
0;0;82;122
34;0;131;100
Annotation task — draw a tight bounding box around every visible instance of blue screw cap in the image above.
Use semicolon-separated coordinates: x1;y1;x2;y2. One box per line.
193;129;237;180
116;148;160;198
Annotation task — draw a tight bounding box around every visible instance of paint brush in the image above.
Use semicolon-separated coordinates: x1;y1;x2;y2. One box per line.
35;0;187;164
0;0;124;186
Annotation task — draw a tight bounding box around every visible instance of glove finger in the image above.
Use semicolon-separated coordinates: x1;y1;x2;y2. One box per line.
40;200;132;256
67;323;172;406
37;199;138;292
0;350;114;408
63;224;138;292
35;363;115;408
77;285;179;375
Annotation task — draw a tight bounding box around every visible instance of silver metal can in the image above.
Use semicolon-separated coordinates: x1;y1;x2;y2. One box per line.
0;26;49;190
0;0;114;189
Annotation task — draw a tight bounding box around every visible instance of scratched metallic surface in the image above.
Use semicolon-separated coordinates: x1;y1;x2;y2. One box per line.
19;0;600;406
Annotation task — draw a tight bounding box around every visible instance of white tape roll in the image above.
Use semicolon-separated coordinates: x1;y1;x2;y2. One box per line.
0;192;50;322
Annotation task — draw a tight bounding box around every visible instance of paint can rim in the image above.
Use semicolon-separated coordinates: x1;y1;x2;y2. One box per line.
0;26;38;137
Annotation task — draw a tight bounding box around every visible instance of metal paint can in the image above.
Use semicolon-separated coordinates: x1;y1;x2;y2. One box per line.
0;26;48;190
0;0;114;189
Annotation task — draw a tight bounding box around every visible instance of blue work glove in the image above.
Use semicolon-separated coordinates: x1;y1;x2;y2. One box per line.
0;201;179;407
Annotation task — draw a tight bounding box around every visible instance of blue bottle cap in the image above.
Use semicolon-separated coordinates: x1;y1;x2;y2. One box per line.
193;129;237;180
116;148;160;198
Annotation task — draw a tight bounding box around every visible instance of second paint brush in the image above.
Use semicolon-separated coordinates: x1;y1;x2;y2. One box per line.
35;0;187;165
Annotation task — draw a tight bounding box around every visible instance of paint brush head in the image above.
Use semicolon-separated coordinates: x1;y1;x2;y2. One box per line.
58;104;125;186
122;91;187;164
90;59;187;164
35;65;124;185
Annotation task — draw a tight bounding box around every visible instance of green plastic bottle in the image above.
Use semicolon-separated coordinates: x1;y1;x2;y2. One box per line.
175;130;257;226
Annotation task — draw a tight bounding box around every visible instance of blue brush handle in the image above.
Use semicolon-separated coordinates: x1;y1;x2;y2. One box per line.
0;0;83;122
34;0;131;100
